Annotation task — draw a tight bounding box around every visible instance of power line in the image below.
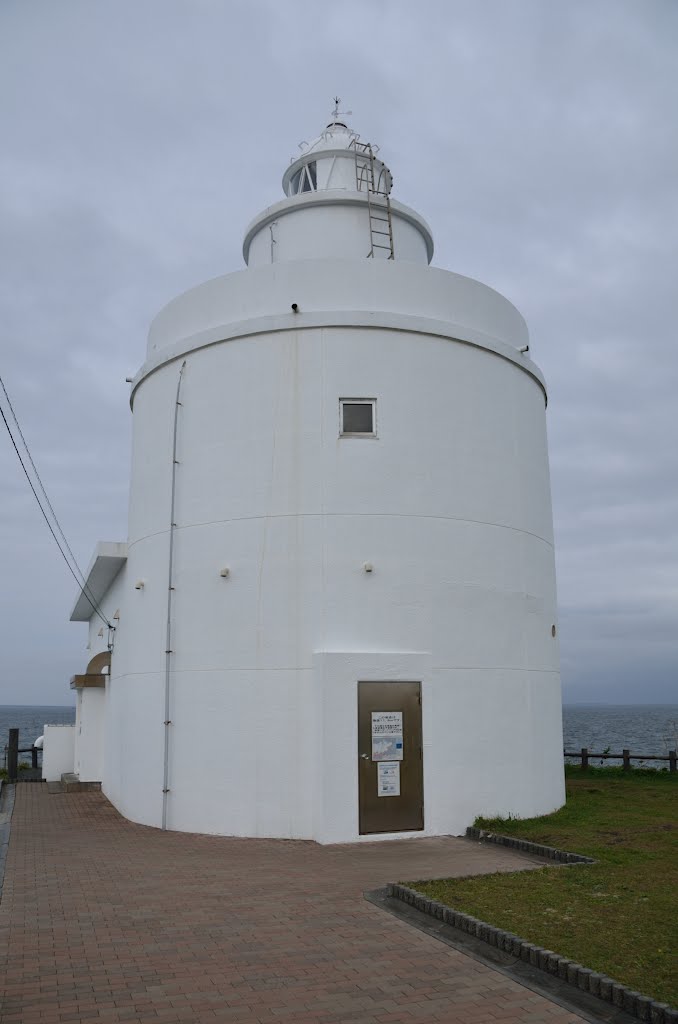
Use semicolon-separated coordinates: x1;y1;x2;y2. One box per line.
0;380;112;629
0;373;105;618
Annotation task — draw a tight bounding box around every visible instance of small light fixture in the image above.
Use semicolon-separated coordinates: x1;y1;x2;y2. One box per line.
97;628;104;638
518;344;530;354
363;562;373;573
113;609;120;621
134;580;145;590
219;567;230;578
291;302;299;313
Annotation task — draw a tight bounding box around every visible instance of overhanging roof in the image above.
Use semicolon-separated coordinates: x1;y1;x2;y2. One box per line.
70;541;127;622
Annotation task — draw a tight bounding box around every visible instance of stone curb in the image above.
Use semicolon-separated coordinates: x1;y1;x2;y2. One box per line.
388;883;677;1024
0;782;16;903
465;826;596;864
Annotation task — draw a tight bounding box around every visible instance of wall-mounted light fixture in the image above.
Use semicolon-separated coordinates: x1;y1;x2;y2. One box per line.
134;580;145;590
363;562;374;573
219;567;230;578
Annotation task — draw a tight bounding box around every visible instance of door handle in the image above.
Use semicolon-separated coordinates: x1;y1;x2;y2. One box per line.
360;753;370;760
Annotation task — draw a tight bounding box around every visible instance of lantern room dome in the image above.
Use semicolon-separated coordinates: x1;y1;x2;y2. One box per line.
297;120;359;155
281;117;391;198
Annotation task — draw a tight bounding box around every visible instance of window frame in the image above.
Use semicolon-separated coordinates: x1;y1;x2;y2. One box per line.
289;161;317;196
339;398;377;438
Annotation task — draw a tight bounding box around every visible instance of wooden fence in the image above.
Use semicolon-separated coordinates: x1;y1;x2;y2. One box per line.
564;747;677;772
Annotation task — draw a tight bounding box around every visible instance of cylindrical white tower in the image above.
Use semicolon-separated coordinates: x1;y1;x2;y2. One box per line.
100;115;564;842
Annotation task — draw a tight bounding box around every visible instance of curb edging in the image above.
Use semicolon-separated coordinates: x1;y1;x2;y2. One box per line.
388;882;677;1024
465;825;596;864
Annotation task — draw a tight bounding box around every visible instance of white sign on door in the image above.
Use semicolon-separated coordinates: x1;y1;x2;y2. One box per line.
371;711;403;761
377;761;400;797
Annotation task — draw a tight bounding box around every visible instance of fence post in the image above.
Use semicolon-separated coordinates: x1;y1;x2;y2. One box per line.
31;746;39;769
7;728;19;782
669;750;677;774
622;748;631;771
580;747;588;770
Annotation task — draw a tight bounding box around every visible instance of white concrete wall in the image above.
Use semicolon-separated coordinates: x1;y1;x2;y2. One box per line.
80;568;126;800
42;725;75;782
245;199;429;266
100;276;563;839
145;259;528;360
74;687;105;782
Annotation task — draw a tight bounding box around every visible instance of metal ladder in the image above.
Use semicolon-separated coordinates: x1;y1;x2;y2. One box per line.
350;140;395;259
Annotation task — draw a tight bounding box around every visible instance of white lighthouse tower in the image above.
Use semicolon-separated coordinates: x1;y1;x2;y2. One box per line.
69;109;565;842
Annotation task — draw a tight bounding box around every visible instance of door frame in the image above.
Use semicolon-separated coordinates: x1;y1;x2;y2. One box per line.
357;680;424;835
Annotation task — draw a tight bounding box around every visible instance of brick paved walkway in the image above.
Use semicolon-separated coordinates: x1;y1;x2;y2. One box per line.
0;785;584;1024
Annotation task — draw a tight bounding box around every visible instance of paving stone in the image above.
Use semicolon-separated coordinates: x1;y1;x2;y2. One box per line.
0;785;588;1024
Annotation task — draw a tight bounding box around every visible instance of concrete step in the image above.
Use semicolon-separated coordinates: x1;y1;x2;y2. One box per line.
60;773;101;793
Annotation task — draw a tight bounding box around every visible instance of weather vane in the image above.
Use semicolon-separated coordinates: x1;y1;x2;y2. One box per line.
331;96;352;123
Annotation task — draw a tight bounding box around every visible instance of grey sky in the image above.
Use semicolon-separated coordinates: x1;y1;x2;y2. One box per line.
1;0;676;705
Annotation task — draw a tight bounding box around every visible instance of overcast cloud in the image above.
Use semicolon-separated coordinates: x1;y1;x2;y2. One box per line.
1;0;676;705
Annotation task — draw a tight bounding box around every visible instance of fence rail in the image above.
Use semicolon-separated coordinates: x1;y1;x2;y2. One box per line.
564;747;677;772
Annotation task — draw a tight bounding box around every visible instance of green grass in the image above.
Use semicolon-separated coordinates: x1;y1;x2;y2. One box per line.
406;768;678;1006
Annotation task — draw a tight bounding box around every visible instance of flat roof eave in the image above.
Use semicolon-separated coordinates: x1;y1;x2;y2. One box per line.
69;541;127;622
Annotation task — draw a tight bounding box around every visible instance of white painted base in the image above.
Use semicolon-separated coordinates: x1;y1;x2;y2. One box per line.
80;248;564;844
98;652;564;844
42;724;75;782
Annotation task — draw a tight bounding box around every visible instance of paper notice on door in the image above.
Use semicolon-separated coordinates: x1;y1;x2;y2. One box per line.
377;761;400;797
371;711;403;761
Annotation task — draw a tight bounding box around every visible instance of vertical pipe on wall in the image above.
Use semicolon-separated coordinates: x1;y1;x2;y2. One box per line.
162;360;186;831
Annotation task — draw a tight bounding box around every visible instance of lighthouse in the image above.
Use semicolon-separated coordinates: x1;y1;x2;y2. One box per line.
68;108;565;842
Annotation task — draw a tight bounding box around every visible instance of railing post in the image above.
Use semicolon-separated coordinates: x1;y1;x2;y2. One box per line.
7;728;19;782
580;747;588;770
31;745;39;769
622;748;631;771
669;750;677;773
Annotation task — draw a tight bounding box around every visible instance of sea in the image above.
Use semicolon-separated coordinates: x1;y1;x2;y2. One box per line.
2;702;677;769
562;704;678;765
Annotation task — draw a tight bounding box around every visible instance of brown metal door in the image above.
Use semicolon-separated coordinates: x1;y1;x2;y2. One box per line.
358;681;423;835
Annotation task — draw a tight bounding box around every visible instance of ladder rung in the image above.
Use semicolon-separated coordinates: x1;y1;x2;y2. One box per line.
372;243;393;250
371;230;391;237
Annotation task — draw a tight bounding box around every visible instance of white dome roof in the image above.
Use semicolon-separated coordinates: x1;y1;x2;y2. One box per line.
297;121;366;158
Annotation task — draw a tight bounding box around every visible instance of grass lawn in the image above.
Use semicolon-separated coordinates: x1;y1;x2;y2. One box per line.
406;768;677;1006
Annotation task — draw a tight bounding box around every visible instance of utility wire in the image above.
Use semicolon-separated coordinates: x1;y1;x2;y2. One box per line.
0;373;105;619
0;381;112;629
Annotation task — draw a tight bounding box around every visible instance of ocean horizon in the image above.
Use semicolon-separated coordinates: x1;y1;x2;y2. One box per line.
2;702;677;767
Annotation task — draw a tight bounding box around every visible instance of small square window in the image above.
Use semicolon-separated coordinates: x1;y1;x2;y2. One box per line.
340;399;376;436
